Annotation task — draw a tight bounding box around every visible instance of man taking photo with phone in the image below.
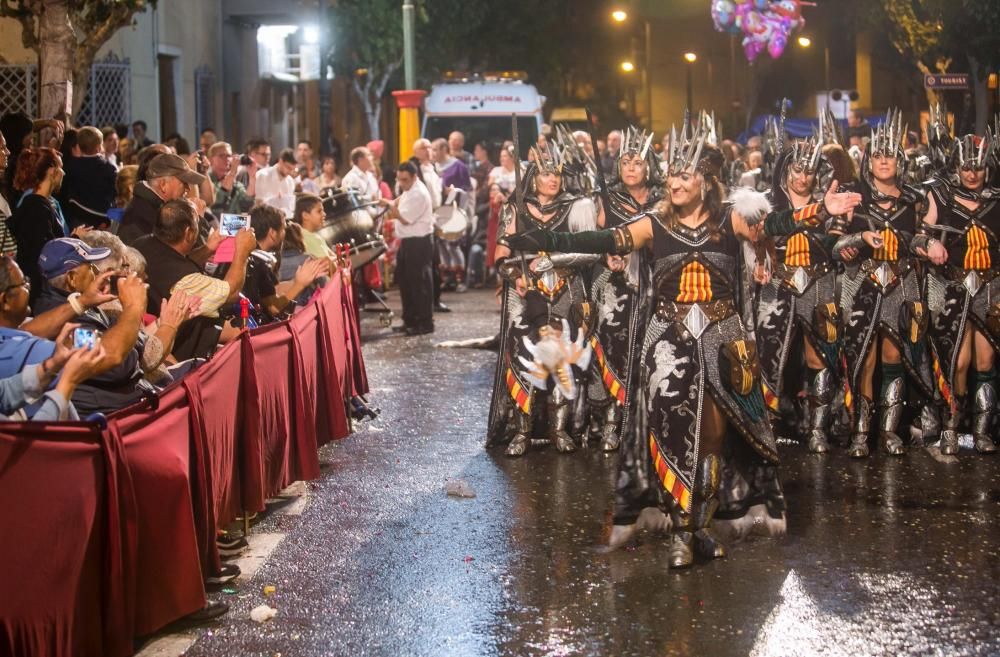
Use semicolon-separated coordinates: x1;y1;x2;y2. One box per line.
209;141;255;215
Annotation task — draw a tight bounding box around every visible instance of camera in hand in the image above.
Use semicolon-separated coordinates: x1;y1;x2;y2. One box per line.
220;213;250;237
240;154;253;166
73;327;100;350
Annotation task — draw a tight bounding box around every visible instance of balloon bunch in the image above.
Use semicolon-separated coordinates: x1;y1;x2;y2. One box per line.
711;0;806;62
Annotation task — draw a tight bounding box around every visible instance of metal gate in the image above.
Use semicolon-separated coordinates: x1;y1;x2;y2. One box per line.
77;53;131;128
0;64;37;118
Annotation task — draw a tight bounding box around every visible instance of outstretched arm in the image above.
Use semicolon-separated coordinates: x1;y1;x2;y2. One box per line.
501;215;653;255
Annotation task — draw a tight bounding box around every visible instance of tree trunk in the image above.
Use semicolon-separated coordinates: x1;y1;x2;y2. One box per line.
970;55;989;136
38;0;76;120
353;77;380;141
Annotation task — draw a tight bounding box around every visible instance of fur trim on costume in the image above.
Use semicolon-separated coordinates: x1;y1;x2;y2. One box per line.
728;186;773;226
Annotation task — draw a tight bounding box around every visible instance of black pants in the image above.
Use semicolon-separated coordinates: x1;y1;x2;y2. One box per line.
397;235;434;329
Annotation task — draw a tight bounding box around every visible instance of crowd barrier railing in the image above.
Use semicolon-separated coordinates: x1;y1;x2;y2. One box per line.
0;270;367;657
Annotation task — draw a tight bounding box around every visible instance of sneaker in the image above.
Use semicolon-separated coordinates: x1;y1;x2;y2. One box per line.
205;563;241;589
456;283;468;293
434;302;451;313
217;535;249;558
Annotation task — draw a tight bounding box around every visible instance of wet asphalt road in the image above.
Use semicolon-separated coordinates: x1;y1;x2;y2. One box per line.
183;288;1000;657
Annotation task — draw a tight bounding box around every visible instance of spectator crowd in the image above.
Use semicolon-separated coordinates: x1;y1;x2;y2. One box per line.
0;111;357;625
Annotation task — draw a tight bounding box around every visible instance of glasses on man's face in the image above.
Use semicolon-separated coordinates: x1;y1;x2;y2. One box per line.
4;279;29;295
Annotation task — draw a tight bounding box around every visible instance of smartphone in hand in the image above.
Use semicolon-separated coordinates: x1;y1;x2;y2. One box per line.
219;213;250;237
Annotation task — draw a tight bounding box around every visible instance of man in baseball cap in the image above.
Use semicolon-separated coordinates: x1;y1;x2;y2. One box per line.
119;152;206;245
37;237;111;281
33;236;152;415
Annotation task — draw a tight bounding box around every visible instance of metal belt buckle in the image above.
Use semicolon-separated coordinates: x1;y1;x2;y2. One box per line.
791;267;810;294
964;270;982;297
683;303;710;339
874;262;894;288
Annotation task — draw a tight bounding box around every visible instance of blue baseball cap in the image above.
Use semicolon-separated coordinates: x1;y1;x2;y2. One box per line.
38;238;112;280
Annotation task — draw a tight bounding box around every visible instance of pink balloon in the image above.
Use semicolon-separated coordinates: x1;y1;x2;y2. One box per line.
743;34;766;61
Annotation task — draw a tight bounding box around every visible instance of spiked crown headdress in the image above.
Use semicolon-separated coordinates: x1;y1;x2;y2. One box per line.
870;109;906;159
665;122;708;177
953;134;993;171
528;141;564;176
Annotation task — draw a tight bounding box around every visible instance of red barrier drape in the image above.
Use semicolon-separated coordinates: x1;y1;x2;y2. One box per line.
110;385;206;636
0;424;136;657
0;270;361;654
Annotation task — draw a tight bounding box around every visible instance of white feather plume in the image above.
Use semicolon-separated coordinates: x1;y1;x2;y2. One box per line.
728;186;772;226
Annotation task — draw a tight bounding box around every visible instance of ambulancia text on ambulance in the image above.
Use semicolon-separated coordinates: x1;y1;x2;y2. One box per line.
421;72;546;158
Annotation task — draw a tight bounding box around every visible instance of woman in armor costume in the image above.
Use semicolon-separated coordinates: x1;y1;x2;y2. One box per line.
919;131;1000;455
587;127;664;452
836;111;938;458
486;142;600;457
503;128;859;567
755;134;848;453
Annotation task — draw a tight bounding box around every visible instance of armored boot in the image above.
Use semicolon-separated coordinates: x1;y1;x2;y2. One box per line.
600;403;622;452
805;368;834;453
668;507;694;569
585;400;608;447
691;454;726;560
913;404;941;448
972;378;998;454
877;372;906;456
939;395;965;456
848;396;874;458
505;410;532;457
550;391;577;453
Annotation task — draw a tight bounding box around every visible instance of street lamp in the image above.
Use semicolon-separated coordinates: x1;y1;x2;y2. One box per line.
620;61;636;73
796;35;831;108
683;53;697;114
611;10;653;130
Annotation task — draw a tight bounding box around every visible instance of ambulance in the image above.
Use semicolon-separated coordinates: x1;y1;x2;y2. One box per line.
421;72;545;158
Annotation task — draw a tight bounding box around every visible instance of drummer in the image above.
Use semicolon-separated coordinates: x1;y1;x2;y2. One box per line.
342;146;382;211
379;161;436;335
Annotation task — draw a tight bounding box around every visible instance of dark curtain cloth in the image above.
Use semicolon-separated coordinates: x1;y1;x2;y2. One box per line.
240;323;292;508
111;385;206;636
340;272;370;396
316;278;351;408
0;423;136;657
186;341;243;528
305;284;350;445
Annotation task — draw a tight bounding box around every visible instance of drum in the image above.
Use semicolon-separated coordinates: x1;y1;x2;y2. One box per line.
434;203;469;242
346;240;387;270
318;188;379;247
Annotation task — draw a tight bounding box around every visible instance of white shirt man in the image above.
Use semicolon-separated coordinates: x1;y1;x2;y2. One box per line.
412;139;442;208
255;149;297;218
393;178;434;239
381;162;435;334
341;147;381;202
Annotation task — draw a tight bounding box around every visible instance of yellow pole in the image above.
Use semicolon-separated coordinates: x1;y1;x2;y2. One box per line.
392;90;426;163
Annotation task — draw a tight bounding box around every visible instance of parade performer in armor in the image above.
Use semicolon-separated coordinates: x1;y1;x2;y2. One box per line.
487;141;600;457
754;126;855;453
836;111;937;458
501;127;865;567
587;127;663;452
920;130;1000;455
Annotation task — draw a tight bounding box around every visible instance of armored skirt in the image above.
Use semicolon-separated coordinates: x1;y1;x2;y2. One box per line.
840;203;935;408
613;211;785;526
925;195;1000;400
756;256;841;407
486;197;598;446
